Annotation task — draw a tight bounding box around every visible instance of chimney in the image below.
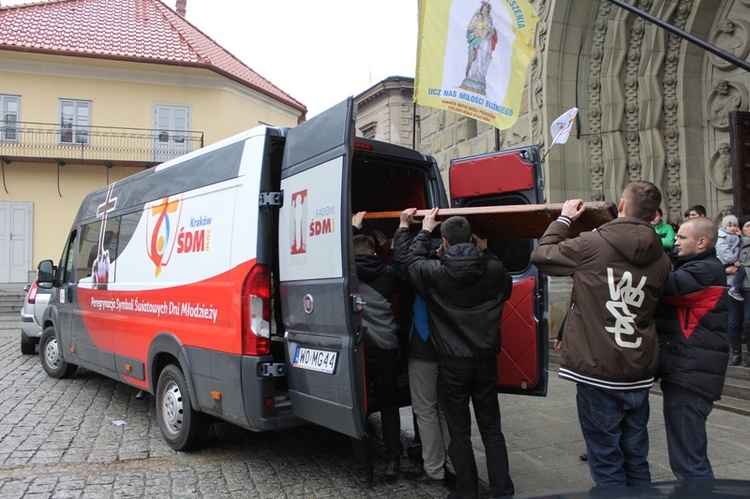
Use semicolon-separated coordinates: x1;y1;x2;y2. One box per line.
176;0;186;18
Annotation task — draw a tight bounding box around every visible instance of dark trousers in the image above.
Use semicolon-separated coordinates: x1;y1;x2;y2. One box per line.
351;352;402;475
437;363;514;499
576;384;651;487
661;381;714;479
728;288;750;354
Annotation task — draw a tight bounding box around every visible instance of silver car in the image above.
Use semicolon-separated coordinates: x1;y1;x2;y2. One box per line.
20;279;51;354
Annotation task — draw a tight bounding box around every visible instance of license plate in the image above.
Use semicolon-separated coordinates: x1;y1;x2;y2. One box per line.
293;347;338;374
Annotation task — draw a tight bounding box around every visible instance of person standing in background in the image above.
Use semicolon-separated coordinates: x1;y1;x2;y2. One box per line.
652;207;676;252
727;215;750;366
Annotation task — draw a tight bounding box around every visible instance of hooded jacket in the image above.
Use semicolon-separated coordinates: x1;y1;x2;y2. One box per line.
653;249;729;401
531;217;670;390
355;253;401;351
652;219;676;250
400;229;512;368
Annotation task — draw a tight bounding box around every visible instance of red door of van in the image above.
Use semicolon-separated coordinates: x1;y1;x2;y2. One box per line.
449;147;548;395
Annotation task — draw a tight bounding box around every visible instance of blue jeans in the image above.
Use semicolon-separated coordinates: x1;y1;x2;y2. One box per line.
727;288;750;353
438;363;514;499
576;384;651;487
661;381;714;479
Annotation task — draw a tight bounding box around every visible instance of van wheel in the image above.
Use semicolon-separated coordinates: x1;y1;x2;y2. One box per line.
39;327;77;378
21;332;36;355
156;364;208;451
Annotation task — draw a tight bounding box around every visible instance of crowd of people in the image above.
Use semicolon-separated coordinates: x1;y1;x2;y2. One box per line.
349;182;736;498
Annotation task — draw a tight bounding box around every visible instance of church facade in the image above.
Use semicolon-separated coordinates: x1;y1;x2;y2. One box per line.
419;0;750;224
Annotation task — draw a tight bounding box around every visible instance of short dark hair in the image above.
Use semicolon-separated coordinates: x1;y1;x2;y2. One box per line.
688;204;707;217
441;216;472;246
623;181;662;222
353;234;375;255
683;217;718;248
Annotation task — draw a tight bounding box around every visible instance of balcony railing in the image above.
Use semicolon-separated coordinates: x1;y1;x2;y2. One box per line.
0;121;204;165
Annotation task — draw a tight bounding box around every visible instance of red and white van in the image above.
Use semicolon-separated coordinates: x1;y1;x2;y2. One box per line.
37;98;548;450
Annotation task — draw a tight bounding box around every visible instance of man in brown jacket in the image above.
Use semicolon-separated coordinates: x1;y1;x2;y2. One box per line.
531;181;670;487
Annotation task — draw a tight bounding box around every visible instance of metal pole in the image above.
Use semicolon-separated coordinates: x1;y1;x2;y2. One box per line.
605;0;750;73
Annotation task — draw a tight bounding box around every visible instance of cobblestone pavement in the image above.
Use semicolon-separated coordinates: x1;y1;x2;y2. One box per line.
2;310;750;498
0;315;443;499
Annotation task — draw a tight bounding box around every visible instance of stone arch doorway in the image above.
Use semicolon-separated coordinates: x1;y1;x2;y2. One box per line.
536;0;748;223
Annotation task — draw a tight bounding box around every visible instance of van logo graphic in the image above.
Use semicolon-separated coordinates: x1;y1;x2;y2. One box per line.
146;196;182;276
92;183;117;290
291;189;308;255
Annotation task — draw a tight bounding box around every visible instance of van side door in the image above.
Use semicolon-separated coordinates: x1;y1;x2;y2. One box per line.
450;146;548;395
278;99;367;438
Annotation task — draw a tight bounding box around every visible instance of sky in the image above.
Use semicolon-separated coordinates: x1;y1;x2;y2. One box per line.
2;0;420;118
187;0;420;117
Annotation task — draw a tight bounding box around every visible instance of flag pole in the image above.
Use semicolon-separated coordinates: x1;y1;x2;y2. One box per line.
540;126;566;163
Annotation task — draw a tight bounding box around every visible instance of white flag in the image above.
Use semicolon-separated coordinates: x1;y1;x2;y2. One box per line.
549;107;578;145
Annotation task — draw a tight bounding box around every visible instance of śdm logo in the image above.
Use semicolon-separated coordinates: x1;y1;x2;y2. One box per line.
146;196;182;276
291;189;308;255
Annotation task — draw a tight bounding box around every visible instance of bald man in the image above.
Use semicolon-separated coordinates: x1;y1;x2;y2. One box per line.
654;216;729;479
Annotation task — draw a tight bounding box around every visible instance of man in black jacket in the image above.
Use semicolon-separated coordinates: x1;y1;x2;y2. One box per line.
654;216;729;479
397;207;514;499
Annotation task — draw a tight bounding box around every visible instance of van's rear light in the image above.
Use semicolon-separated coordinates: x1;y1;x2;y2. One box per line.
28;280;39;304
354;140;373;150
242;264;272;356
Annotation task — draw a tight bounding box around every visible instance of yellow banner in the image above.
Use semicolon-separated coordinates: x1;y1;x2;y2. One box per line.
415;0;538;130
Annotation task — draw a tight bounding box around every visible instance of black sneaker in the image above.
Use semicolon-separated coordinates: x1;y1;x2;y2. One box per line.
355;472;373;489
405;470;444;485
730;353;742;366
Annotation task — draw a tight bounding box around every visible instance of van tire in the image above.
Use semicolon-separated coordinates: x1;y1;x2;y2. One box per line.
156;364;208;451
21;332;36;355
39;327;77;378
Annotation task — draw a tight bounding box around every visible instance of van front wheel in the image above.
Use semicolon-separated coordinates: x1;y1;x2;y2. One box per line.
39;327;77;378
156;364;208;451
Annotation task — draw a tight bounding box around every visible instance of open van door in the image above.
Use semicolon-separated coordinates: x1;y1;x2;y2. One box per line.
278;98;367;437
450;146;548;395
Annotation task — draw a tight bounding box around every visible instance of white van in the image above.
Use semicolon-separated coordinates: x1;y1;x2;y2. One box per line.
37;98;549;450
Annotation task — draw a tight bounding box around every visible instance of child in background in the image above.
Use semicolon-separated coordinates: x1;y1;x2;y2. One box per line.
651;207;675;251
716;214;745;301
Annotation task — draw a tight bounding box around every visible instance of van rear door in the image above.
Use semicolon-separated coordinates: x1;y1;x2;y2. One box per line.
278;99;367;437
449;146;548;395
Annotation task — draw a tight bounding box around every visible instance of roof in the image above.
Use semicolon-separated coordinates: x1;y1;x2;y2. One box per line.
0;0;306;114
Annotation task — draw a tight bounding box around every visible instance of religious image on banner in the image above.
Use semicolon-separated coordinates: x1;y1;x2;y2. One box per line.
415;0;538;130
461;2;498;95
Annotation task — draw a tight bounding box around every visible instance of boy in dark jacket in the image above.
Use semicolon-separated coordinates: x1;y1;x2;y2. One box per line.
654;216;729;479
350;215;403;489
397;207;514;498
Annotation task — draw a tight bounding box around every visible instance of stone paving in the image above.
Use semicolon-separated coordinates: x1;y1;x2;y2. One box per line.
1;311;749;498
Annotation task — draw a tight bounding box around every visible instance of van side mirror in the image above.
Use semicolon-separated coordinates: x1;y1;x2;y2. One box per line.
37;260;56;286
